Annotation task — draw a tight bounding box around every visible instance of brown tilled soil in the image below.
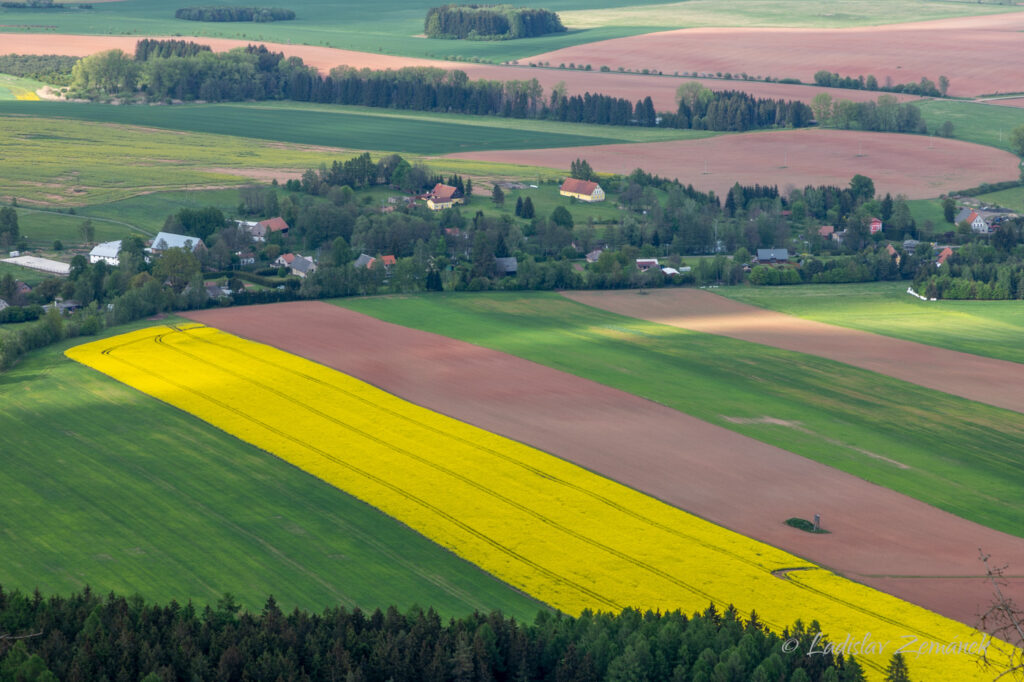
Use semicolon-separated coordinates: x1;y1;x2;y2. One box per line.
987;98;1024;109
184;301;1024;628
563;288;1024;414
527;13;1024;98
1;34;911;108
448;128;1020;200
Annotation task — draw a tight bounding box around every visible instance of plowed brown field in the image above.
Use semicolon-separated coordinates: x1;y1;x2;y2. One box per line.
448;128;1021;199
184;301;1024;627
0;34;911;108
563;288;1024;414
528;13;1024;98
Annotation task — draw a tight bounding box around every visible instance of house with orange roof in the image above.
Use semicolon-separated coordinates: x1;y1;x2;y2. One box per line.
559;178;605;202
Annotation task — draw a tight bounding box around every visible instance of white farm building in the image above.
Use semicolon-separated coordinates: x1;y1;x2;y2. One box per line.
89;240;122;266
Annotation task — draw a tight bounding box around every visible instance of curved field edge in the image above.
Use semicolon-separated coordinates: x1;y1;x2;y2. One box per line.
713;281;1024;365
332;292;1024;538
0;0;1019;62
0;320;545;618
63;323;1018;680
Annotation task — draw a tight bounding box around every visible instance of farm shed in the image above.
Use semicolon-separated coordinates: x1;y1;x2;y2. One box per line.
89;240;122;266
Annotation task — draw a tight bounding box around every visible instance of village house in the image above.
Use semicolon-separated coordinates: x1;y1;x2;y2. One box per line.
89;240;122;266
247;217;290;242
236;251;256;266
354;253;375;269
966;211;990;233
755;248;790;263
381;255;397;269
289;255;317;278
635;258;659;272
274;253;296;269
585;248;604;263
149;232;205;254
886;243;901;266
495;256;518;276
817;225;835;239
936;246;954;267
559;178;605;202
869;217;883;234
426;183;464;211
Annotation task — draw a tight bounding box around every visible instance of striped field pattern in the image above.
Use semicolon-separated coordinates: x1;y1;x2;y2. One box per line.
66;324;1020;680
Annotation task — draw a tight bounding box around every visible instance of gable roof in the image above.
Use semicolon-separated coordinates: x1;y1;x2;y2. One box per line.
354;253;375;269
258;216;289;232
954;207;973;224
817;225;834;237
495;256;518;274
936;246;954;265
431;183;460;201
279;253;296;265
90;240;122;259
560;178;600;196
151;232;203;251
756;248;789;261
291;256;316;274
886;244;898;256
381;255;397;266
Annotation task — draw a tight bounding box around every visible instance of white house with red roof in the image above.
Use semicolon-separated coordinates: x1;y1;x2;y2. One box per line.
426;183;464;211
559;178;605;202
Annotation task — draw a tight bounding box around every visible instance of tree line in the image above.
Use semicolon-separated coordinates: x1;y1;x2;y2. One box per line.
425;4;565;40
134;38;211;61
69;41;813;133
810;93;927;133
174;6;295;22
0;585;880;682
913;226;1024;299
813;70;948;97
0;54;77;86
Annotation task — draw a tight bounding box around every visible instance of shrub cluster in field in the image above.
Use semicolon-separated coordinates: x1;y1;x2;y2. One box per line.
0;586;881;682
174;6;295;22
424;4;565;40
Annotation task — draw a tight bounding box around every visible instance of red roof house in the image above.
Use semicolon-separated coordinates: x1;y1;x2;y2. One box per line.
869;217;883;234
559;178;605;202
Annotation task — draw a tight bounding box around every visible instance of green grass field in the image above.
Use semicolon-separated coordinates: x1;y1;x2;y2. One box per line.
0;73;44;101
336;291;1024;538
906;198;951;231
78;188;251;235
917;100;1024;153
0;101;713;153
16;207;151;247
0;260;49;285
0;0;1018;62
978;186;1024;213
0;320;546;617
715;281;1024;364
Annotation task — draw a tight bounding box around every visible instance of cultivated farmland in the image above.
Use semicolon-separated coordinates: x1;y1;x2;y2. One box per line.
187;300;1024;628
713;281;1024;365
526;12;1024;97
66;323;1017;680
0;323;544;617
564;287;1024;413
448;128;1022;200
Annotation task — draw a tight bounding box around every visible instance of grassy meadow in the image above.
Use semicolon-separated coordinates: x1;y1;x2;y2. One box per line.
0;260;48;285
715;281;1024;364
0;73;43;100
337;291;1024;537
978;185;1024;213
16;207;151;247
0;320;546;618
917;99;1024;153
0;0;1018;63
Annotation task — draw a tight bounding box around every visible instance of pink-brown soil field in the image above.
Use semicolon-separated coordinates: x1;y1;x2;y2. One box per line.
184;301;1024;628
987;98;1024;109
449;128;1020;200
1;34;911;108
564;288;1024;414
530;13;1024;98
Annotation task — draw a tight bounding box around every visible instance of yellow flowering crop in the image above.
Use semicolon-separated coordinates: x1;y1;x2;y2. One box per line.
67;324;1020;680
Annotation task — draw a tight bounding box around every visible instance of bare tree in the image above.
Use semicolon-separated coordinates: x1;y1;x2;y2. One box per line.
978;549;1024;680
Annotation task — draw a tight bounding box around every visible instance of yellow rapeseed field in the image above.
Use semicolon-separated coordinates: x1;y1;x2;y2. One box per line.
67;324;1020;680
